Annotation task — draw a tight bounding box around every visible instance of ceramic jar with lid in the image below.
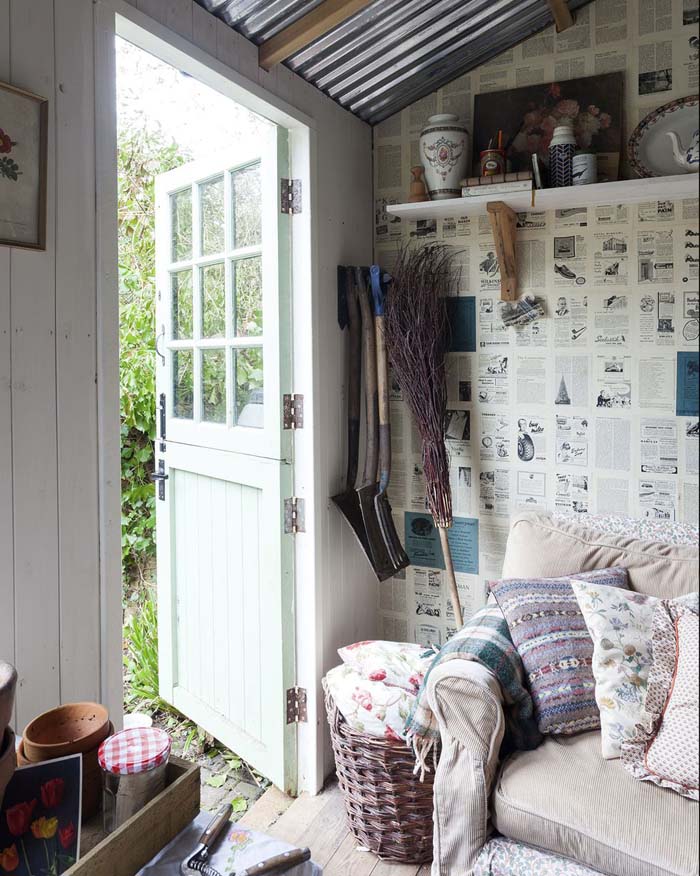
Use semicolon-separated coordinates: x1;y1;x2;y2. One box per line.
419;114;469;200
549;124;577;187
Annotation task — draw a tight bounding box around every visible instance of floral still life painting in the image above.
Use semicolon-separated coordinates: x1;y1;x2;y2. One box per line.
0;755;81;875
0;80;47;249
473;72;623;183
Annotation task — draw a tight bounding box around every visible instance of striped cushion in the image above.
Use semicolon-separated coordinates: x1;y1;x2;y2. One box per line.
490;567;629;735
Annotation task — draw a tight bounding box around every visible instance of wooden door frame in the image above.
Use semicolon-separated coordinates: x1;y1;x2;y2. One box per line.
94;0;324;793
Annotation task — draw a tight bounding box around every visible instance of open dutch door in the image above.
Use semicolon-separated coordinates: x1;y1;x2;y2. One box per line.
153;124;297;793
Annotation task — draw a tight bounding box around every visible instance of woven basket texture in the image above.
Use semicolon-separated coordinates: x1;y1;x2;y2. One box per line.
323;679;437;863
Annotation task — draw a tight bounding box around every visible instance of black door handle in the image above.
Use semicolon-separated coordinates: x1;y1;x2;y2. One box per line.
149;471;169;482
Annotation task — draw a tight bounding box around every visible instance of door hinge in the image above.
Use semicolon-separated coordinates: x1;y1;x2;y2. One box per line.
284;497;305;534
286;686;308;724
281;178;302;214
283;393;304;430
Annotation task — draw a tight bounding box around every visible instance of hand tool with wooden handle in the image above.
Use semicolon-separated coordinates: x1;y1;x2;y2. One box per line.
235;847;311;875
181;804;232;875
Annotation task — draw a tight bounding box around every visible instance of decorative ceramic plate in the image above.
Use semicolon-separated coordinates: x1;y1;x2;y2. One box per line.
628;95;699;177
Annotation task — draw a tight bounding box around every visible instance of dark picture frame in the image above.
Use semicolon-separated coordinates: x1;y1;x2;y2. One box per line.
0;80;48;250
473;73;624;182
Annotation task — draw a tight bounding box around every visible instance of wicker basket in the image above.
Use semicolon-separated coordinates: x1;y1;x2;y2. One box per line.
323;678;437;863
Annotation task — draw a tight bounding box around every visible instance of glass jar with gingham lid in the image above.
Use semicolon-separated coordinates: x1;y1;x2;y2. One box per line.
99;728;171;832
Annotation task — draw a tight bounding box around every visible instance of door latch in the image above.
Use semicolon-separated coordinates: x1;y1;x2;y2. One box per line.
158;392;166;453
150;459;169;501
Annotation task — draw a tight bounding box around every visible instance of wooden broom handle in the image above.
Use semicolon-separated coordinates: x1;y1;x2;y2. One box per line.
345;272;362;490
439;526;464;628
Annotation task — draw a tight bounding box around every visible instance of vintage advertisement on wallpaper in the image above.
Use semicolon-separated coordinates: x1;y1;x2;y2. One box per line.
373;0;699;646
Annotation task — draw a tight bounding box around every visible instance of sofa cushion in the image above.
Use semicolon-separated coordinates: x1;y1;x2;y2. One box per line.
493;731;700;876
490;568;629;736
502;513;698;599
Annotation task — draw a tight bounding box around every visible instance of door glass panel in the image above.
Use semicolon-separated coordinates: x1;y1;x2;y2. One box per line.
200;262;226;338
233;256;262;337
171;269;193;340
200;175;225;256
170;188;192;262
173;349;194;419
234;347;263;428
232;164;261;249
202;348;227;423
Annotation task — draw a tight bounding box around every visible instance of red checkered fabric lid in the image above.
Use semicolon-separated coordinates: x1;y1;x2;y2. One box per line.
98;728;171;775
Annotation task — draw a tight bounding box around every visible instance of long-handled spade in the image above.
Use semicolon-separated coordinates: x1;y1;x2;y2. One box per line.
354;267;397;581
371;265;409;573
331;268;371;560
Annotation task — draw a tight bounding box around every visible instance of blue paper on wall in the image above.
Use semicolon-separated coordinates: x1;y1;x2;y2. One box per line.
404;512;479;574
447;297;476;353
676;351;699;416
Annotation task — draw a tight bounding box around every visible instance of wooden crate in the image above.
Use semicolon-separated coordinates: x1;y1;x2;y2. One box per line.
65;757;200;876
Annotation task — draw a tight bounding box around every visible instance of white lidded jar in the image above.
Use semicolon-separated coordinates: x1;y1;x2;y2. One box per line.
549;124;577;188
419;114;469;200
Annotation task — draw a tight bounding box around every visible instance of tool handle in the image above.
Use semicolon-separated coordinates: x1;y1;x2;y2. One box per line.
240;847;311;876
356;268;378;488
371;267;391;494
345;269;362;490
198;803;232;850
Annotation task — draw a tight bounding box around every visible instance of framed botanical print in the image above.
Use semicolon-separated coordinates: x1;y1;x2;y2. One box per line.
0;80;48;250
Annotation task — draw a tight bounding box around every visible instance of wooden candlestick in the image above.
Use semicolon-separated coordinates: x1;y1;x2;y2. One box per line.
408;166;430;202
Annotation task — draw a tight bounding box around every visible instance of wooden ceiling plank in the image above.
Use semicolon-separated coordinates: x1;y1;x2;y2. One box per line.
546;0;575;32
258;0;375;70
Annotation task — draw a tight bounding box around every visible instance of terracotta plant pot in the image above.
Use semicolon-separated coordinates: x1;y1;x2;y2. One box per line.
23;701;109;763
0;662;17;738
18;723;114;821
0;728;16;811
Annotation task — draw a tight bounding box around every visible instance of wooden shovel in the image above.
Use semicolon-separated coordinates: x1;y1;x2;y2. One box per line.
371;266;409;574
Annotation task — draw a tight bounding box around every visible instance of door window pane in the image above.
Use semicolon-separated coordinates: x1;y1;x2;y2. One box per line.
170;188;192;262
202;348;226;423
171;269;193;339
233;256;262;337
173;349;194;419
200;262;226;338
234;347;263;428
232;164;261;249
200;175;225;256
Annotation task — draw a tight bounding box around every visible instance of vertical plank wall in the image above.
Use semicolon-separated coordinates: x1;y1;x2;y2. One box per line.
1;0;375;790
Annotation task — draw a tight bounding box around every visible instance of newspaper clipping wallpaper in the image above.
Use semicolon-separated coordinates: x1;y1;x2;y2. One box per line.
373;0;700;646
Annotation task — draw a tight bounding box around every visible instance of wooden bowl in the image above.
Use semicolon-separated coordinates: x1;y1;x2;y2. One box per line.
0;662;17;738
23;702;110;763
0;728;16;811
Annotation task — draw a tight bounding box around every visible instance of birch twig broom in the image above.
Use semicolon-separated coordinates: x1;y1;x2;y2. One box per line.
383;244;464;628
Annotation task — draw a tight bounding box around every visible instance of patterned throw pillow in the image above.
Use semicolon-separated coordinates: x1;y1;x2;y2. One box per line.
338;640;435;694
324;663;416;741
621;595;699;800
489;567;629;736
572;584;697;759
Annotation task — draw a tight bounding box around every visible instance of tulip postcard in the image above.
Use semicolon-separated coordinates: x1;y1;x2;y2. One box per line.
0;754;81;875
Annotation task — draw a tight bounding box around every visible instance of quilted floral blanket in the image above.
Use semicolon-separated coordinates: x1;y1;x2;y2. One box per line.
404;599;542;777
475;838;604;875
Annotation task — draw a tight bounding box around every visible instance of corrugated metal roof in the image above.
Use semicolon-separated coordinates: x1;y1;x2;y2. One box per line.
194;0;595;124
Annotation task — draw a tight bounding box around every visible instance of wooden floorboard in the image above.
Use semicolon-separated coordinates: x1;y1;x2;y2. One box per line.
242;781;429;874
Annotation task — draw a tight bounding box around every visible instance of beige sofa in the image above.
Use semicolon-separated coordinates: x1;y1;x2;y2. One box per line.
427;513;699;876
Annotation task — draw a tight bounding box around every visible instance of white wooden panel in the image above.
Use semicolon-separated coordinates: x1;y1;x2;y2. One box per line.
10;0;61;729
54;0;101;705
137;0;194;40
0;0;14;673
192;3;217;57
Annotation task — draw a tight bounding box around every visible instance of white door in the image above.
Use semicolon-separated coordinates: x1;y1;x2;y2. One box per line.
154;125;296;792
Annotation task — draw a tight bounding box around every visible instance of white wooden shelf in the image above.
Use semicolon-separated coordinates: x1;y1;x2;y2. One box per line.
385;174;698;220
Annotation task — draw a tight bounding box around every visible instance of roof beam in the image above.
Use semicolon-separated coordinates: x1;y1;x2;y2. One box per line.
258;0;375;70
546;0;574;31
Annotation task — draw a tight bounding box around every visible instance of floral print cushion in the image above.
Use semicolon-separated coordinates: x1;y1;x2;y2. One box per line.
622;595;699;800
552;512;699;546
572;581;696;759
324;663;416;741
337;640;435;694
474;838;603;875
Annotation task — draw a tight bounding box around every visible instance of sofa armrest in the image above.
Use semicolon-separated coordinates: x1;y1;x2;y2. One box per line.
427;660;505;876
